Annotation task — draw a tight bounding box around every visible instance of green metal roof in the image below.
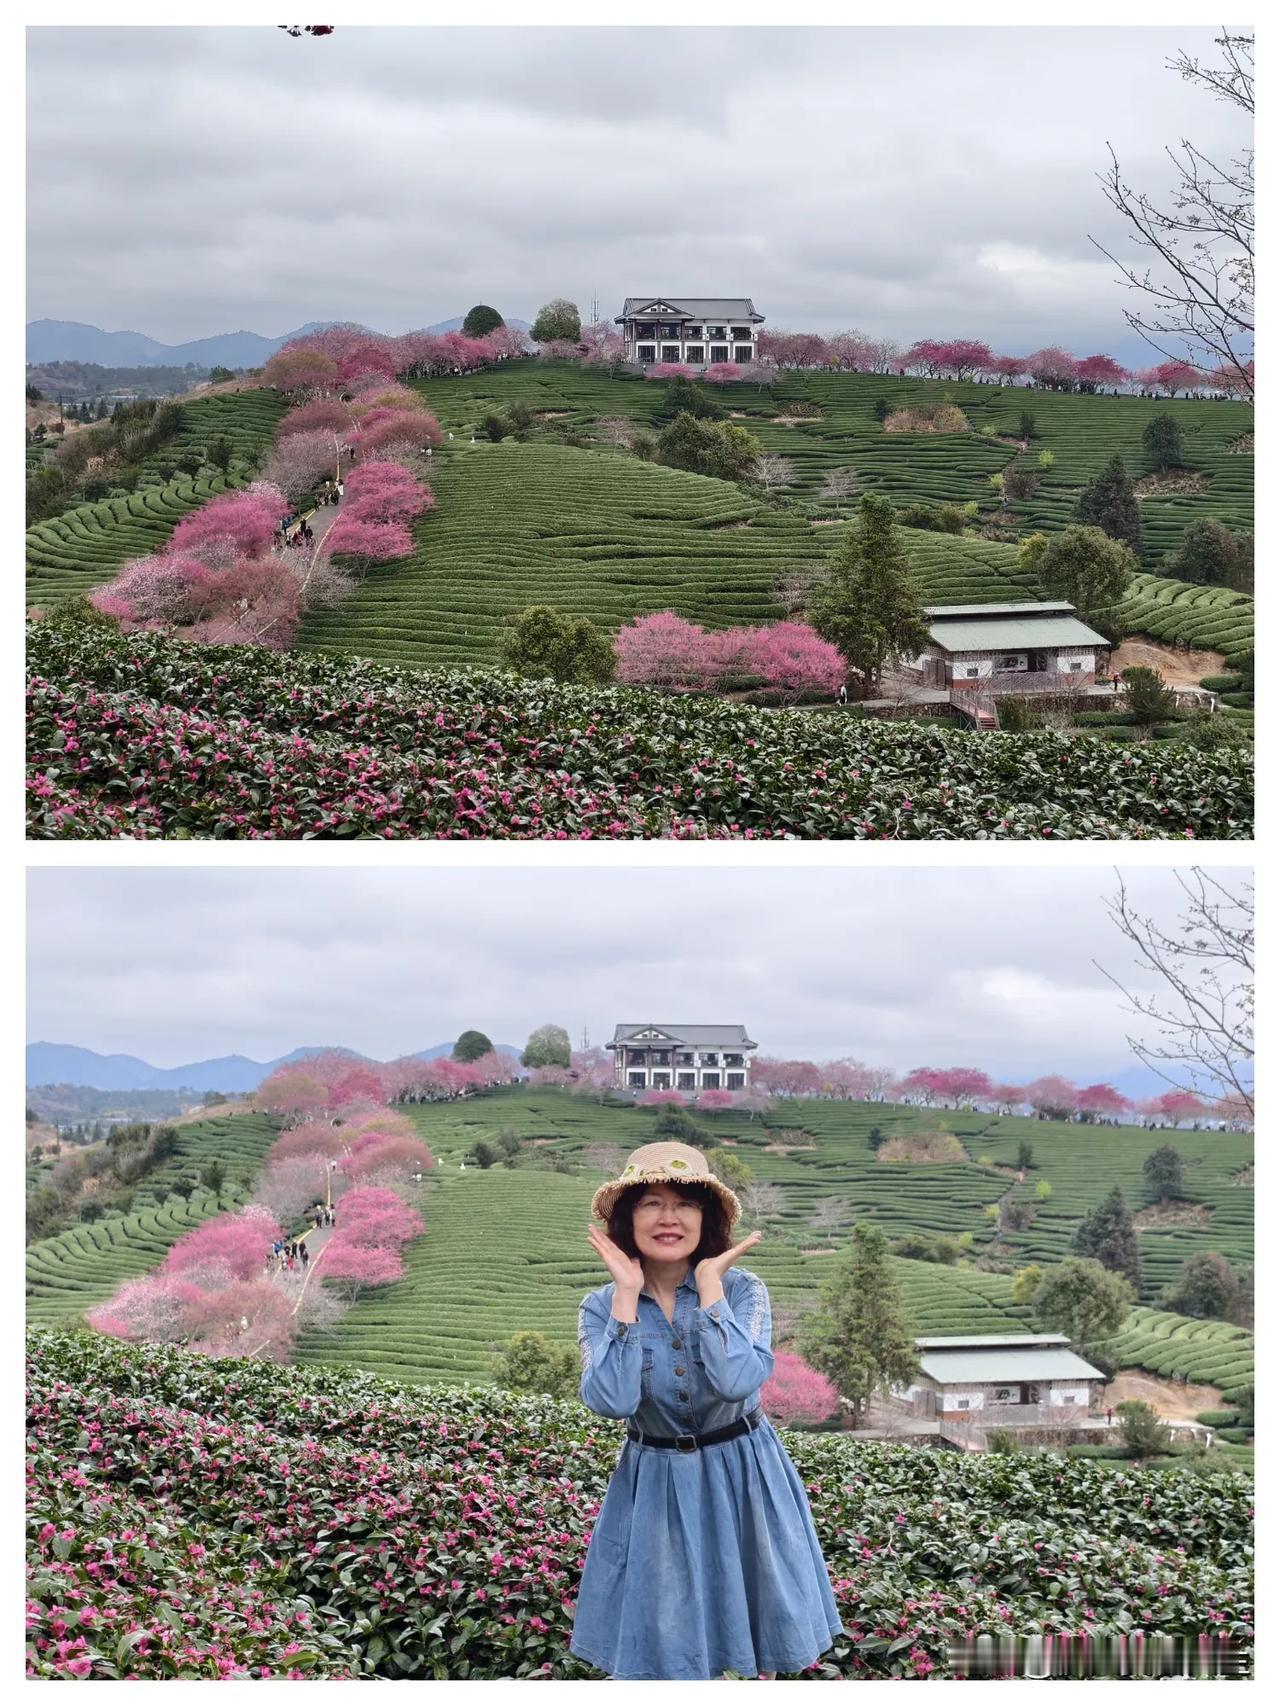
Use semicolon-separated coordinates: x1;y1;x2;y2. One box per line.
924;602;1075;618
928;616;1108;652
919;1348;1105;1383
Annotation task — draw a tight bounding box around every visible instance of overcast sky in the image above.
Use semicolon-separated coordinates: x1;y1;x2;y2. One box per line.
26;24;1249;359
25;865;1249;1089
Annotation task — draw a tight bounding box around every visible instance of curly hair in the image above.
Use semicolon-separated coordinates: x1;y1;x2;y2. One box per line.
606;1180;732;1264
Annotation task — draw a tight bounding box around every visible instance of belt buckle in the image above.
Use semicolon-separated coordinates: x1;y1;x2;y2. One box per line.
675;1433;698;1452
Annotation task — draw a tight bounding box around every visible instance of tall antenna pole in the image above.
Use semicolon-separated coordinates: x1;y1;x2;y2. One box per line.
590;295;600;325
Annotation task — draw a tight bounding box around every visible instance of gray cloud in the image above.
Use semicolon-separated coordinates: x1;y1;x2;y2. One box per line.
26;24;1248;358
25;865;1249;1089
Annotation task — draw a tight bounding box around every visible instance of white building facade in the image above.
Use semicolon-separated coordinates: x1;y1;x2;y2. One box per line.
615;298;765;368
611;1023;757;1093
917;602;1110;688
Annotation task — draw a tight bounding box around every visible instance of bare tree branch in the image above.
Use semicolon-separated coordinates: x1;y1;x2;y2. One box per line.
1094;867;1253;1115
1088;31;1253;397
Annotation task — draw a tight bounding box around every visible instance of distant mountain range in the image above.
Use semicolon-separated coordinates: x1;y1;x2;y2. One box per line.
26;1041;522;1092
26;316;531;369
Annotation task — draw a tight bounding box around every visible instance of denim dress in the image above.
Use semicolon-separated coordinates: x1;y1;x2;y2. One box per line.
569;1264;843;1681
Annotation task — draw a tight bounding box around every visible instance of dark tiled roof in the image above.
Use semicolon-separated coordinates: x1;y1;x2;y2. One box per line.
612;1024;757;1049
616;297;764;322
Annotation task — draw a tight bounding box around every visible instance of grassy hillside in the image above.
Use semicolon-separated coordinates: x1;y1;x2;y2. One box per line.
25;1112;280;1328
25;390;287;607
300;443;1037;668
25;1092;1252;1409
413;362;1253;562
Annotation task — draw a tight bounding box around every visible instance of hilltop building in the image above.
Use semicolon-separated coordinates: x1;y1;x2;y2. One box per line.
917;602;1110;689
615;299;765;368
611;1023;757;1093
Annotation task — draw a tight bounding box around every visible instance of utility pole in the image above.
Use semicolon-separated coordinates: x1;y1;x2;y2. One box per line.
581;1024;590;1051
590;295;600;326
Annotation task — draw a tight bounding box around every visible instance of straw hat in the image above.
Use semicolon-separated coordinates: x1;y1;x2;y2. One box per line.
591;1141;742;1228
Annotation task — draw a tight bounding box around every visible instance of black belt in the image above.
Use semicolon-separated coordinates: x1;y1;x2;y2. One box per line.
626;1408;764;1452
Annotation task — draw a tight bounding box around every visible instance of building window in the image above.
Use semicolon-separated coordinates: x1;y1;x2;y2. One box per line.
1067;659;1085;672
628;1072;646;1089
652;1073;670;1089
677;1052;694;1066
724;1054;744;1067
702;1072;721;1090
710;345;729;363
734;346;753;363
661;344;681;362
962;666;980;679
651;1051;671;1066
685;325;703;338
730;326;750;340
677;1072;696;1090
699;1053;719;1066
637;345;655;364
626;1050;647;1067
707;325;726;338
727;1072;745;1090
998;654;1023;671
686;345;705;362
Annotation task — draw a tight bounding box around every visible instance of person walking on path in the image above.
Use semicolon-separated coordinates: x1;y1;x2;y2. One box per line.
570;1142;842;1682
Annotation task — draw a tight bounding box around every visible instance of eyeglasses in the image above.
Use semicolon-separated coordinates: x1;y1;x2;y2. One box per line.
634;1198;702;1216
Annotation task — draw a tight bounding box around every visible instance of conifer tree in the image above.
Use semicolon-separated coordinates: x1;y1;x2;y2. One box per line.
807;492;928;696
796;1222;918;1426
1075;453;1144;556
1071;1184;1142;1292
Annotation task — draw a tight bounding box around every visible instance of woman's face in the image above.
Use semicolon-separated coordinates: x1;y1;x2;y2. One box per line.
630;1182;704;1264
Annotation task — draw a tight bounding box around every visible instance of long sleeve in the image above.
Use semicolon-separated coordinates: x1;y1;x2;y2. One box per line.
578;1289;642;1419
695;1270;775;1401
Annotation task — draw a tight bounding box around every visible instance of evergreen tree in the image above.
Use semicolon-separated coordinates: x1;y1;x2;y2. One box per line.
521;1023;572;1069
1032;1256;1134;1346
1160;1252;1241;1322
795;1222;919;1426
656;412;760;480
1075;453;1144;556
462;304;505;337
530;298;581;343
1123;665;1178;729
655;376;724;423
651;1105;699;1142
454;1029;494;1063
1071;1185;1142;1292
1034;525;1136;628
806;492;929;696
707;1148;753;1194
1164;519;1248;588
493;1329;580;1400
1142;1142;1185;1203
1142;413;1184;471
499;605;615;686
1015;1140;1034;1171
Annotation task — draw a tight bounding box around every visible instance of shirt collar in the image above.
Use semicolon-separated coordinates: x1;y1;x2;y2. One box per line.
640;1265;698;1298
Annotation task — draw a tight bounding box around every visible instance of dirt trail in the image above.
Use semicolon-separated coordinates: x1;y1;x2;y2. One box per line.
1109;638;1227;686
1103;1370;1223;1422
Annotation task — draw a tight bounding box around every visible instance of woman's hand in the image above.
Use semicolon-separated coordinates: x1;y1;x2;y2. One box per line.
694;1230;763;1290
588;1223;645;1294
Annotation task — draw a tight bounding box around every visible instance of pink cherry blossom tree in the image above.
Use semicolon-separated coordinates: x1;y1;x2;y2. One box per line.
1026;347;1080;391
696;1088;735;1113
1023;1075;1080;1118
761;1350;840;1425
1074;354;1130;392
749;622;846;699
1075;1083;1131;1121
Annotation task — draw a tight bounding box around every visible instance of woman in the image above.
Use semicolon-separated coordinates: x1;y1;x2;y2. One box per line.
570;1141;842;1681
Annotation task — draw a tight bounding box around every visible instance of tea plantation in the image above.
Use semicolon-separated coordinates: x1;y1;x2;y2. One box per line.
28;1094;1252;1415
25;390;288;608
25;1113;280;1329
27;1328;1253;1678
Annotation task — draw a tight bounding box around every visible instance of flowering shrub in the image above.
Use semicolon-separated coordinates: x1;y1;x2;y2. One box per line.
26;1330;1254;1679
703;362;743;384
26;622;1253;840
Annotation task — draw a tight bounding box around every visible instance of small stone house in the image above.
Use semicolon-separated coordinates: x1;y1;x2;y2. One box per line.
898;1334;1106;1425
918;602;1110;689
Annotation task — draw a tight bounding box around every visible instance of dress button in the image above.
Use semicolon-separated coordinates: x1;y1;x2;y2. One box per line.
674;1365;686;1376
672;1339;683;1349
677;1392;687;1402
